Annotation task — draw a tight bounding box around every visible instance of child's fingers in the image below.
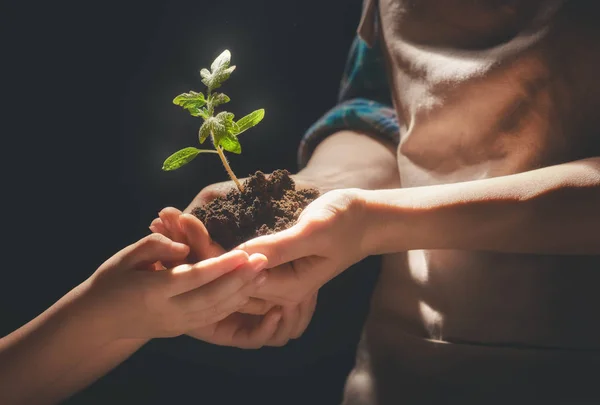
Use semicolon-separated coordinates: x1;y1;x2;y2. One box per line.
189;271;268;326
158;207;186;244
121;234;190;270
160;250;250;296
180;213;225;260
171;254;267;313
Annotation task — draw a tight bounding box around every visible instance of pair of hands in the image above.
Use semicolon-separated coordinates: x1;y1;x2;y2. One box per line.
148;207;317;348
82;174;368;349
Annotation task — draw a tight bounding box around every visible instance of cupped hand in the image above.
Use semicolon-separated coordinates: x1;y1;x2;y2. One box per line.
83;234;267;340
181;173;324;213
150;208;317;347
235;188;369;306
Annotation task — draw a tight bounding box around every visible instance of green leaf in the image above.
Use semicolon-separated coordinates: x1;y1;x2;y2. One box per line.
199;112;235;145
210;92;230;107
162;147;219;171
198;108;210;119
233;109;265;135
216;111;235;129
172;91;206;115
211;50;231;72
198;120;215;144
210;118;229;145
200;50;236;91
218;133;242;154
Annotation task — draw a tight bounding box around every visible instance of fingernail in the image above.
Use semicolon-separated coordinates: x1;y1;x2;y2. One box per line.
254;272;267;286
249;254;267;270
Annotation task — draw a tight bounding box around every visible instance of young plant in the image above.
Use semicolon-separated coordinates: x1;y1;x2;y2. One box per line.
162;49;265;192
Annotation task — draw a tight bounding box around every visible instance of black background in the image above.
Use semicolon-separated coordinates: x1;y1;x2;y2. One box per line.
2;1;382;404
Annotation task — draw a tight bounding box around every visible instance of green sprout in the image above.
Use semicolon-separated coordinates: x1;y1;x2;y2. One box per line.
162;49;265;192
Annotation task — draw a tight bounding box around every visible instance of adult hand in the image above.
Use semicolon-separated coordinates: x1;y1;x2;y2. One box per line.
235;188;369;306
182;173;324;213
153;171;323;314
150;208;317;347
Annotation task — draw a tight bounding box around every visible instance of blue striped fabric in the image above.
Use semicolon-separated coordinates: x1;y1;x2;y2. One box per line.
298;36;400;167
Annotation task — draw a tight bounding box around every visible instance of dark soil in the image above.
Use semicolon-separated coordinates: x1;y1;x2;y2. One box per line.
191;169;320;251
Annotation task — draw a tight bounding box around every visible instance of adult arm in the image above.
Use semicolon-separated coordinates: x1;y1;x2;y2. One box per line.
365;156;600;255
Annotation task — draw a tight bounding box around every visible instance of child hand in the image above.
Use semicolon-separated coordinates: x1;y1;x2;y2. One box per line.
82;233;267;340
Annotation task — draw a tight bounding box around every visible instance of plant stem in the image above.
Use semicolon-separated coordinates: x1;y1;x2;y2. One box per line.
215;144;244;192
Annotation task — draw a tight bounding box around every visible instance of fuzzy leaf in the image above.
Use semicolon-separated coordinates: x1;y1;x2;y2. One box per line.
216;111;235;130
198;119;216;144
198;108;210;119
199;112;235;145
210;92;230;107
162;147;217;171
200;50;236;90
173;91;206;115
211;50;231;72
233;109;265;135
210;118;229;145
218;133;242;154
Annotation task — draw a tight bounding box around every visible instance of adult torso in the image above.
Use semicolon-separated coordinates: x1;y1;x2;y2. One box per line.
344;1;600;403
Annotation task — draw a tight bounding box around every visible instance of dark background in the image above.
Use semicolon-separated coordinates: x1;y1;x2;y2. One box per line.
2;1;382;404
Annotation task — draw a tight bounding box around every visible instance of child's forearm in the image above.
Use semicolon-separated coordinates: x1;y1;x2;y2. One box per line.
38;338;147;405
0;280;128;405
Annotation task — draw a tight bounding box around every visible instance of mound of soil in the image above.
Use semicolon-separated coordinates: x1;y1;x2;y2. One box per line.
191;169;320;251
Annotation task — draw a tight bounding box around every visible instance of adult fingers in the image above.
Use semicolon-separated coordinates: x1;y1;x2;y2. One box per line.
250;256;328;305
230;307;283;349
267;305;299;347
291;293;318;339
159;250;250;296
180;213;225;260
183;181;238;213
237;298;273;315
171;253;267;312
235;224;316;269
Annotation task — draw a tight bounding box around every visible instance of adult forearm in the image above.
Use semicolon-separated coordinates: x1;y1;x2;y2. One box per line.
296;130;400;191
0;281;133;405
363;157;600;255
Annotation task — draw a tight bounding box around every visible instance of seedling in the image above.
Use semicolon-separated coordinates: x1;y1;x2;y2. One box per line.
162;50;264;192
